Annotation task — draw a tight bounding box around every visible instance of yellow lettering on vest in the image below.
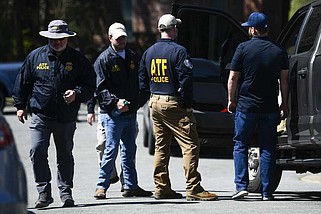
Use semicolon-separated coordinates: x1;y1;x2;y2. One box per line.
156;59;162;76
150;76;169;83
150;58;168;82
161;59;167;75
111;65;121;72
36;63;49;70
151;59;156;76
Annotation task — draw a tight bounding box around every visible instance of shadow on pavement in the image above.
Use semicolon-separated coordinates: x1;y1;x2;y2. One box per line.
218;191;321;201
29;200;199;211
273;191;321;201
28;190;321;211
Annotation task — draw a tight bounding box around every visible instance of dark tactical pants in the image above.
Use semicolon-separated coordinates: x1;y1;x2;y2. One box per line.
29;114;76;197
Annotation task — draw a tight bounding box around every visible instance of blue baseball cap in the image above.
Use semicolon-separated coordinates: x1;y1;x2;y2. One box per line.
241;12;268;29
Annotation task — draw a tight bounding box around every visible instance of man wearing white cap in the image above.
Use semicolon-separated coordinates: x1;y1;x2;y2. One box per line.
138;14;218;201
13;19;96;208
93;22;152;199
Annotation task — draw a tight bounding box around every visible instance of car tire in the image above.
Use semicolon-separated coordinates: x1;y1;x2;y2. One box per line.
148;130;155;155
0;89;5;112
247;147;282;193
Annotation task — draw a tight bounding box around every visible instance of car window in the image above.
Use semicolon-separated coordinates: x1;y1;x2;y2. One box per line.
191;58;220;77
297;5;321;53
282;14;305;55
177;9;248;65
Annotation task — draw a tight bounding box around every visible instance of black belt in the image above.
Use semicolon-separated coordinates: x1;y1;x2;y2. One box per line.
151;94;178;101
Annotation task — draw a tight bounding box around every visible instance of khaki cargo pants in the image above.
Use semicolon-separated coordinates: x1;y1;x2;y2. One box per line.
149;94;204;195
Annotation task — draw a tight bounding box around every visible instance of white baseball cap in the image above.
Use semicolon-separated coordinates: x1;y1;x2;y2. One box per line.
108;22;127;39
158;14;182;30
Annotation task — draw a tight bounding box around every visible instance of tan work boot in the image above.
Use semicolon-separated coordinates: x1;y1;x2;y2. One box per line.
186;191;218;201
94;188;106;199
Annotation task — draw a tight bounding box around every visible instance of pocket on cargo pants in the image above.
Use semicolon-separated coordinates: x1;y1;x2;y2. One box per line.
179;114;196;136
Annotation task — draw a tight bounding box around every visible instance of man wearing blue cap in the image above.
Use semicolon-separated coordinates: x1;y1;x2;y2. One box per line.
227;12;289;200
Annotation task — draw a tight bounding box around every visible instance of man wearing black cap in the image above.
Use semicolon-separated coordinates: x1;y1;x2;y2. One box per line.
139;14;218;201
227;12;289;201
13;20;96;208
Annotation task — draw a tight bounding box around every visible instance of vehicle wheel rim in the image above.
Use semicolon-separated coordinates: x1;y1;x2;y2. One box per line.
248;147;260;181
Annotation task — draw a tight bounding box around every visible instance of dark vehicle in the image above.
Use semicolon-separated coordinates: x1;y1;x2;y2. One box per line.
142;1;321;193
0;112;28;214
0;62;23;111
142;57;238;155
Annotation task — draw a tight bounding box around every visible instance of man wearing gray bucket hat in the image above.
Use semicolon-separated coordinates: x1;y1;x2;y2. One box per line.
13;19;96;208
39;20;77;39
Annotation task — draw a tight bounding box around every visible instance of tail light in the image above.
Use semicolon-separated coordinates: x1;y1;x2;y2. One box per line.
220;108;228;113
0;122;14;149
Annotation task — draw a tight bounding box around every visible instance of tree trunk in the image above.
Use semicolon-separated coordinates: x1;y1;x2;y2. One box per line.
12;0;24;59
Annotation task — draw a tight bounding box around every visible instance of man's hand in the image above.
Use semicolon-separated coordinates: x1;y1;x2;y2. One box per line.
17;109;28;124
87;113;96;126
279;102;289;120
117;99;130;112
186;108;193;112
63;90;76;104
228;100;236;113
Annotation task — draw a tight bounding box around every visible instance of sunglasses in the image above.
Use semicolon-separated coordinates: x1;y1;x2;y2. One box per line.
49;38;67;41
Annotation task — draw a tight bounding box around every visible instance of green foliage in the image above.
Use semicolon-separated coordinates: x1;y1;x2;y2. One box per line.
0;0;305;62
0;0;125;62
289;0;314;19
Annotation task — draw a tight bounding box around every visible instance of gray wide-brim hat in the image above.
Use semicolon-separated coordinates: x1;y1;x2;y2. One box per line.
39;20;76;39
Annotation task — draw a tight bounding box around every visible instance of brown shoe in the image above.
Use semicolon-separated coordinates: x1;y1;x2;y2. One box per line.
94;189;106;199
186;191;218;201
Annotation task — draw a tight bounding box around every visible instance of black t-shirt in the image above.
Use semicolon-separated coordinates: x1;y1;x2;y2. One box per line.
230;37;289;113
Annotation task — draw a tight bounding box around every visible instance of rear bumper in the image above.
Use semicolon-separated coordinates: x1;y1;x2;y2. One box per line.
276;159;321;173
190;110;235;148
276;142;321;173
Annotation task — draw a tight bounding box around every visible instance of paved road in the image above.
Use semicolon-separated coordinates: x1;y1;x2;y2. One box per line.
4;105;321;214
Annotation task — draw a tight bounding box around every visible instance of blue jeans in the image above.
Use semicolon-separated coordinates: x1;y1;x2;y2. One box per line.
233;111;279;197
96;113;138;190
